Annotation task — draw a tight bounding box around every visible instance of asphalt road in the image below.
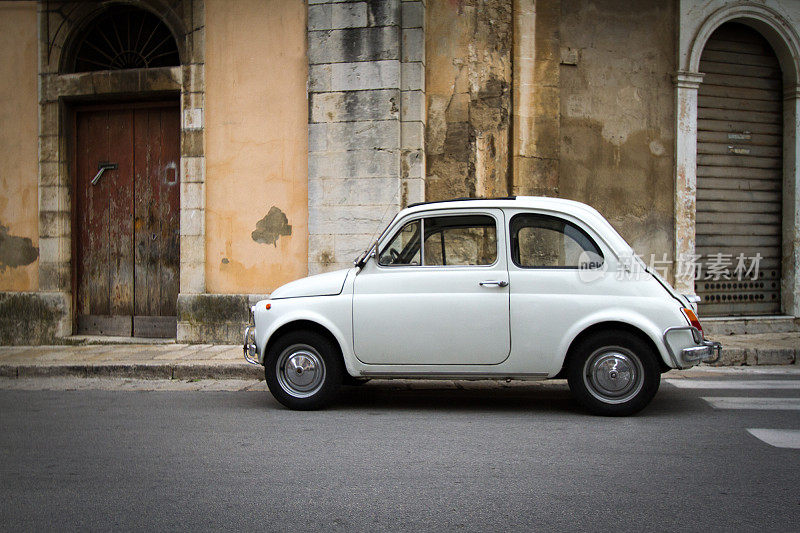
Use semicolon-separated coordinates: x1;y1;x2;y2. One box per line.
1;373;799;532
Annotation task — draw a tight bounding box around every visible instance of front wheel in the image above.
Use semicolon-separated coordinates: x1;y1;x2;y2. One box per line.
265;330;343;410
567;331;661;416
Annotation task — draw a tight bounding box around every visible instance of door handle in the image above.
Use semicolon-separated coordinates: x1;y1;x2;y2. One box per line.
91;162;118;186
479;280;508;287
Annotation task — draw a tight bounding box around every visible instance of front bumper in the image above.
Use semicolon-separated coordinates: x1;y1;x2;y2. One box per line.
663;326;722;367
243;324;259;365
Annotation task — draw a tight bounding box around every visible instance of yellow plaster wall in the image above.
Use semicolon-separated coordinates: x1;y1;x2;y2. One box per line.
0;2;39;291
205;0;308;293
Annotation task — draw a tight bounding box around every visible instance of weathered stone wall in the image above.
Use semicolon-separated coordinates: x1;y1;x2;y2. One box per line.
0;3;39;292
512;0;561;196
307;0;426;275
425;0;676;268
425;0;512;200
0;292;68;345
31;0;204;342
177;293;266;344
558;0;676;267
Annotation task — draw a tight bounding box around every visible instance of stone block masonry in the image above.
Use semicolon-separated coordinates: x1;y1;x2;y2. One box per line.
308;0;425;275
0;292;70;344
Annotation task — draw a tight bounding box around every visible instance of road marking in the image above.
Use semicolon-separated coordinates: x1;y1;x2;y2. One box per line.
702;397;800;410
666;379;800;390
747;429;800;449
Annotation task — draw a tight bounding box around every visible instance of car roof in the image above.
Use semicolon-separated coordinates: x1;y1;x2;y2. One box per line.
397;196;634;257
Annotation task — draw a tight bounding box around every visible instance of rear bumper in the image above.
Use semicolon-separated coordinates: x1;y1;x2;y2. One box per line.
663;326;722;368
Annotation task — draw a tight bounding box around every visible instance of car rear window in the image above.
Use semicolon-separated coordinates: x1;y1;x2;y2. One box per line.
510;214;603;268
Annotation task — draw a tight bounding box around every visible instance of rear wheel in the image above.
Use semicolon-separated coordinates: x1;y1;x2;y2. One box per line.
265;330;343;410
567;331;661;416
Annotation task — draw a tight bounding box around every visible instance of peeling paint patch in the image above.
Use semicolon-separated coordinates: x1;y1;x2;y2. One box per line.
251;207;292;246
0;224;38;272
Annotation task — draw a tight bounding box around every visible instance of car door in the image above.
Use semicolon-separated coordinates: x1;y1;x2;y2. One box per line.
352;209;510;365
507;211;609;373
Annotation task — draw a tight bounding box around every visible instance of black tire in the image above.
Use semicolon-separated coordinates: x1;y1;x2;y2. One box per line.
265;330;343;410
567;330;661;416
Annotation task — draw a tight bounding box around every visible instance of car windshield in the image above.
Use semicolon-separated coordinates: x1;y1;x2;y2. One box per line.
354;211;400;267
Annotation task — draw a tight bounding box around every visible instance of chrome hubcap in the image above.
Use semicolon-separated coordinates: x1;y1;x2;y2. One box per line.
583;347;644;404
276;345;326;398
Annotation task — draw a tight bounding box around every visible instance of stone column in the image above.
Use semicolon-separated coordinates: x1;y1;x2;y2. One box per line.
512;0;560;197
178;2;207;296
307;0;425;275
673;71;704;294
782;86;800;317
400;0;426;211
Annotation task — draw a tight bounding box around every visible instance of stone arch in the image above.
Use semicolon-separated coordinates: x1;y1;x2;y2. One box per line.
53;1;187;74
686;4;800;87
58;0;187;74
674;2;800;317
36;0;206;339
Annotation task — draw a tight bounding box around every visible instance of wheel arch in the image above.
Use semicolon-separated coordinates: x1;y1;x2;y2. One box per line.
265;319;345;366
556;321;671;378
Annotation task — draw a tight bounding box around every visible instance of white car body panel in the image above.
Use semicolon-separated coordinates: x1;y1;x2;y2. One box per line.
352;208;510;365
353;264;511;364
252;197;713;379
269;269;349;299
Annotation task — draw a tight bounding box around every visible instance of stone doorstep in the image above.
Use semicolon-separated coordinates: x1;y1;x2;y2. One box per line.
62;335;178;346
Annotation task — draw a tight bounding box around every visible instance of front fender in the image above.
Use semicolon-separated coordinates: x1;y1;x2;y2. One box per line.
253;295;354;370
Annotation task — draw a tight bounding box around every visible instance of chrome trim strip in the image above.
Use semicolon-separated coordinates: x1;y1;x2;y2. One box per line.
359;371;548;380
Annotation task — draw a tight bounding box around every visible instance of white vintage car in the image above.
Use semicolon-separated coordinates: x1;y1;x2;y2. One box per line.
244;197;720;416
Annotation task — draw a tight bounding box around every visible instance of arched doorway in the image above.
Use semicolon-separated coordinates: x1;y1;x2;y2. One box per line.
67;4;182;337
695;22;783;316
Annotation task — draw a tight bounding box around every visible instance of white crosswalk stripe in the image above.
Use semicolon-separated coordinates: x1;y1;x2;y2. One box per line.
701;397;800;410
666;379;800;390
746;429;800;449
676;378;800;448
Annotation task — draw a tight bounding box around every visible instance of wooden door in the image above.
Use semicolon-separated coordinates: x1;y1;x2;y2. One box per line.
75;103;180;337
696;22;782;316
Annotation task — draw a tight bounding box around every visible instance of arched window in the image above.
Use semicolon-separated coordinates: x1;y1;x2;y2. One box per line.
66;4;180;73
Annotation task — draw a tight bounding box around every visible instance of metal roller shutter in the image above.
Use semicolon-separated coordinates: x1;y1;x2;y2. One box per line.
696;22;782;316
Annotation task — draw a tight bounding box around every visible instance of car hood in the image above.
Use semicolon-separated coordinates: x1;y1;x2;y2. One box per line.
269;268;351;299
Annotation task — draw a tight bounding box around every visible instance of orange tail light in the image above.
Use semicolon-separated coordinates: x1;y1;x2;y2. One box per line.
681;307;704;337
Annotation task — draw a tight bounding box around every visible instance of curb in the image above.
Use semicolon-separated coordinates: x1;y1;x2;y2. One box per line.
0;363;263;380
709;346;798;366
0;347;796;381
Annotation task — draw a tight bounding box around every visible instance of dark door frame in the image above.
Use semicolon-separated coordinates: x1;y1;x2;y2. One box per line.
69;97;180;337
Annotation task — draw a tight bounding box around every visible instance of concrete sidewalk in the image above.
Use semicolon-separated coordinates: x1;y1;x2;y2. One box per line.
0;331;797;380
0;343;260;380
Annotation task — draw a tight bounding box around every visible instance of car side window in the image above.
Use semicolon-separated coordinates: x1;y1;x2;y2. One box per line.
510;214;603;268
423;215;497;266
379;220;421;266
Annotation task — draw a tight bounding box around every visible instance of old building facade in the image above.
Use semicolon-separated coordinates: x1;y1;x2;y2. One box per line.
0;0;798;344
